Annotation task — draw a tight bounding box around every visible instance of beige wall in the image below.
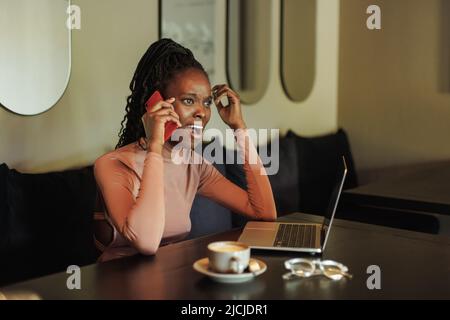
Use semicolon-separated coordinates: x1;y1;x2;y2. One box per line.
338;0;450;178
1;0;340;173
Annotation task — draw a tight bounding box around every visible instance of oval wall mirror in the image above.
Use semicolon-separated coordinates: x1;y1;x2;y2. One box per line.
281;0;316;102
0;0;71;116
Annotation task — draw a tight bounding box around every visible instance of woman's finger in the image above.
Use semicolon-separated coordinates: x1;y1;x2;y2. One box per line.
212;84;227;93
152;106;179;119
214;88;240;107
215;86;239;100
156;115;182;127
213;87;229;102
158;101;175;111
212;85;227;96
212;85;227;100
224;89;240;105
169;110;180;120
149;97;175;112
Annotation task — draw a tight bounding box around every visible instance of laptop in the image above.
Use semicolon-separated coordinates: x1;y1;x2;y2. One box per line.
238;156;348;254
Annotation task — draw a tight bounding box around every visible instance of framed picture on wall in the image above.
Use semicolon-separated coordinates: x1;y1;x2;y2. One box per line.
160;0;215;82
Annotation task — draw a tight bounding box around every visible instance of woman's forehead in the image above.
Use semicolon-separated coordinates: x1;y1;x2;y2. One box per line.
169;69;211;94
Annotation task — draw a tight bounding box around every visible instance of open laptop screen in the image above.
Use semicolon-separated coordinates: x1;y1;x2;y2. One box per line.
320;156;348;250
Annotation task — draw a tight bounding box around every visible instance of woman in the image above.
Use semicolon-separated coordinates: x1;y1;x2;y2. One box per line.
94;39;276;262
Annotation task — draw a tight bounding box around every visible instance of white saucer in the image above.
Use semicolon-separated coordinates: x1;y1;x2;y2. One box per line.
193;258;267;283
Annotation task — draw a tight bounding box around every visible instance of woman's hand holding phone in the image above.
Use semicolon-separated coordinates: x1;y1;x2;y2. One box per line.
141;95;182;154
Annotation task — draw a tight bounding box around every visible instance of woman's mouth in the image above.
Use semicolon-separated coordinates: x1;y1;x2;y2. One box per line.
184;124;203;138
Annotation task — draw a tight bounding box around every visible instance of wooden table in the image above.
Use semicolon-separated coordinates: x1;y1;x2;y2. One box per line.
2;213;450;299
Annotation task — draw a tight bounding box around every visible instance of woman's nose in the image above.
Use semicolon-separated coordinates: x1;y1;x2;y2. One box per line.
193;105;206;119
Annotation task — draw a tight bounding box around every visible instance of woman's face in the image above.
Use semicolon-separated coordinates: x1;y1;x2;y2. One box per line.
164;68;212;145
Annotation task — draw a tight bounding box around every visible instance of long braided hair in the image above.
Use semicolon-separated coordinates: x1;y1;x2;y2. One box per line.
116;38;208;150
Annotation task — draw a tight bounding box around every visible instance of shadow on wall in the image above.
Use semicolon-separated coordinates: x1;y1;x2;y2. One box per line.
439;0;450;93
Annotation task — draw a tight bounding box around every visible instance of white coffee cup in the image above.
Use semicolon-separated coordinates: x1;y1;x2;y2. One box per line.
207;241;250;274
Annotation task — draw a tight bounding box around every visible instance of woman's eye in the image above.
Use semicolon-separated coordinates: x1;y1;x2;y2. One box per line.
182;98;194;106
204;99;213;108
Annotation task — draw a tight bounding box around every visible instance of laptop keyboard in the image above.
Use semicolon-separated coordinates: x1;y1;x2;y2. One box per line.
273;224;317;248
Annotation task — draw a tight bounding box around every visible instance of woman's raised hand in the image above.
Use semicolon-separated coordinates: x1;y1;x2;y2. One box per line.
141;97;182;153
212;84;247;130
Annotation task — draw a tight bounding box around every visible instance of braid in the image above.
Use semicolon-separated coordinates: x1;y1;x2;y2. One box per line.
116;39;208;150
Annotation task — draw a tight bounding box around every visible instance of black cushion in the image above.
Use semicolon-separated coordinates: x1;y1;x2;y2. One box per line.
188;140;236;239
259;133;300;215
188;156;233;239
0;164;10;252
289;129;358;214
220;132;301;218
253;129;356;216
223;153;248;228
0;164;98;286
189;139;250;231
189;194;233;239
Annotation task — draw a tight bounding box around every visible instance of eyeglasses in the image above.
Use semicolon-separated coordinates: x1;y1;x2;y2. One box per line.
283;258;353;281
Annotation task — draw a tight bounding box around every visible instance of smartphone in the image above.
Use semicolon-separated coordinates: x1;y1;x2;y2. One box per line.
145;91;178;142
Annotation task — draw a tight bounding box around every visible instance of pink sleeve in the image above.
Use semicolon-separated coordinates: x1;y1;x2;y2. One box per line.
94;152;165;255
198;129;277;221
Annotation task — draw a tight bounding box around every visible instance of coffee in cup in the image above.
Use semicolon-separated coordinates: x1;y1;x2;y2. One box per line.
207;241;250;274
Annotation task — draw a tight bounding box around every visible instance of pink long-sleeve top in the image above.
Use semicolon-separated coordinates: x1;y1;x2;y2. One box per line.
93;129;277;262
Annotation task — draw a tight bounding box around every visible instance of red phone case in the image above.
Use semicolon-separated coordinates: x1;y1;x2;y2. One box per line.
145;91;178;142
